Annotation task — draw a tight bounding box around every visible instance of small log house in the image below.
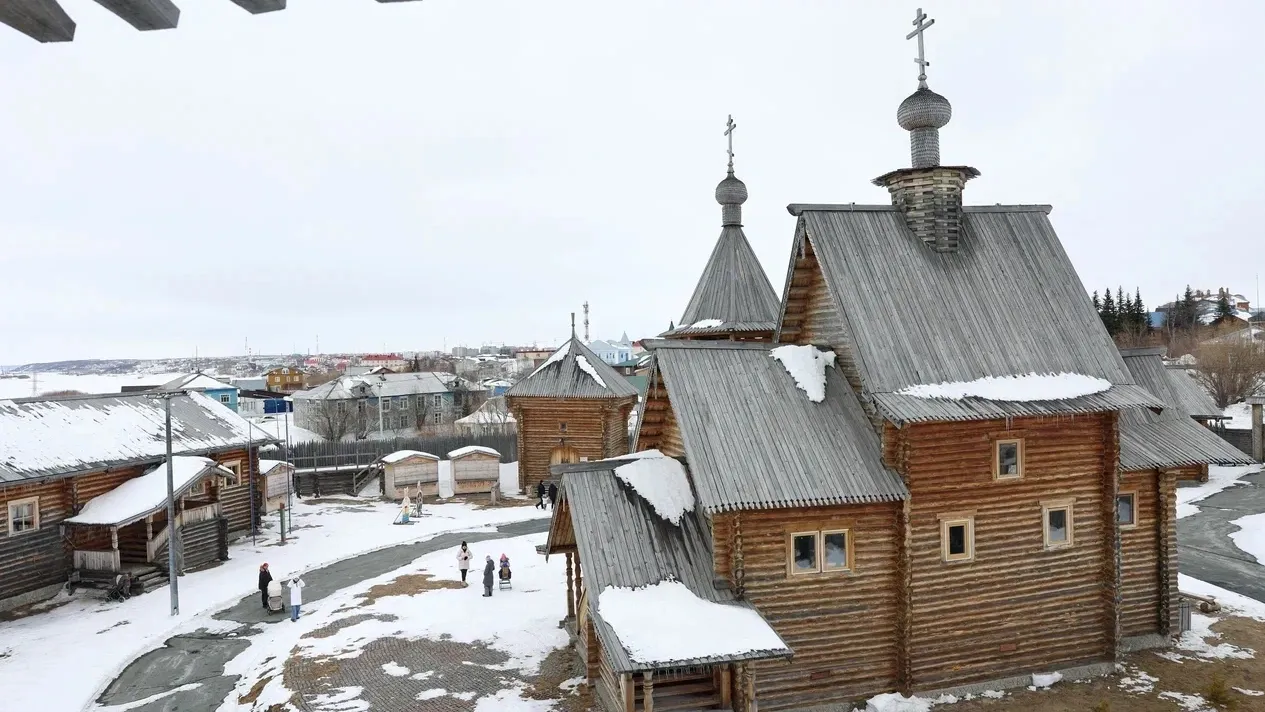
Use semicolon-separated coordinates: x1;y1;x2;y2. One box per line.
0;391;271;610
447;446;501;496
505;335;639;494
538;16;1257;709
381;450;441;499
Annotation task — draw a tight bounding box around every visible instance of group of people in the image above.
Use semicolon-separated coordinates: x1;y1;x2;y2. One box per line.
455;541;511;597
257;562;307;622
535;480;558;510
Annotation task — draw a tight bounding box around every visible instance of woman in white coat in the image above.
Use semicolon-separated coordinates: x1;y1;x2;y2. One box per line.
456;541;472;584
286;576;306;622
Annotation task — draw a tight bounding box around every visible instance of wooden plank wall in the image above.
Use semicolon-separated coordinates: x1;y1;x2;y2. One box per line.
1119;469;1160;638
893;414;1114;690
0;480;70;604
511;398;636;493
180;518;225;570
214;448;256;534
452;454;499;482
714;503;902;710
1161;468;1189;634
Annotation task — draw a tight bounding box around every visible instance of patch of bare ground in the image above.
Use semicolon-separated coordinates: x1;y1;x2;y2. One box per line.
238;675;273;705
935;615;1265;711
525;646;593;712
356;573;467;606
301;613;399;639
0;597;72;622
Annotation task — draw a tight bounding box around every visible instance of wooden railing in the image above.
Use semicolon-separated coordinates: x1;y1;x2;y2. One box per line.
147;525;170;562
74;549;120;572
146;502;220;561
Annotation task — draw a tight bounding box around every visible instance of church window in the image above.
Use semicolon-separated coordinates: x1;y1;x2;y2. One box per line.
994;439;1023;479
940;516;974;562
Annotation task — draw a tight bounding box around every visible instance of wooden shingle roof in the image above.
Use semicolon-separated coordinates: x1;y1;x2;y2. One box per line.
1163;365;1225;421
667;225;779;337
504;337;638;400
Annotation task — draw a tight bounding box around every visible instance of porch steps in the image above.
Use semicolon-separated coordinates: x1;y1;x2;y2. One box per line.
131;567;170;594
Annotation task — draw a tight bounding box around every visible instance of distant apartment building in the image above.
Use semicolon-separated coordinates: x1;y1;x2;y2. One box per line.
292;371;476;437
586;332;634;365
358;353;407;371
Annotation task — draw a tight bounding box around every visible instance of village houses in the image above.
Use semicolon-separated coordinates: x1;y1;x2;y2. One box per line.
291;371;475;437
532;11;1257;712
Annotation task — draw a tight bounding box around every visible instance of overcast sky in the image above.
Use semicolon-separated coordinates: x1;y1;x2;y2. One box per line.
0;1;1260;364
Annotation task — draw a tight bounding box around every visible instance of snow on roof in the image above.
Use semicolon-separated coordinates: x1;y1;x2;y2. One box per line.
770;345;836;403
530;342;571;377
258;459;292;474
612;452;694;525
65;456;229;526
381;450;439;464
0;391;270;483
448;445;500;459
575;355;608;389
162;373;235;391
680;318;724;331
896;372;1112;402
597;580;787;668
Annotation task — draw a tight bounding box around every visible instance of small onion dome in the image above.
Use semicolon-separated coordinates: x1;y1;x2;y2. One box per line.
897;86;952;131
715;172;748;206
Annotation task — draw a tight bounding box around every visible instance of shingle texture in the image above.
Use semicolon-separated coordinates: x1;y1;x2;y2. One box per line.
559;463;791;673
1163;366;1224;421
505;337;638;400
672;225;780;336
1118;349;1255;471
649;340;908;512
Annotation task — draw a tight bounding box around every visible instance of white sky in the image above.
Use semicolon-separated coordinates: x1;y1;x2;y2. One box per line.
1;1;1261;364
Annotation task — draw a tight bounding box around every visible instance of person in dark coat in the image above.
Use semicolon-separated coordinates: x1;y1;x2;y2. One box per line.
482;555;495;597
258;563;272;609
535;481;547;509
547;482;559;510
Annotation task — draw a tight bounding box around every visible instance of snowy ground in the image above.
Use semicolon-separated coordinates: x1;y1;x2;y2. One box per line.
1223;402;1253;430
1177;464;1263;518
246;411;323;446
0;481;547;712
0;371;184;399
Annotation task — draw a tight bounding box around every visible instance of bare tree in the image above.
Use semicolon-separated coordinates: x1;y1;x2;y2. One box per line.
1192;340;1265;409
308;398;369;442
39;389;86;397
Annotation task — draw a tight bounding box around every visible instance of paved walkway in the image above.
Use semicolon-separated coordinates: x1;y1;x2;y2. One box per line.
94;518;550;712
1178;468;1265;603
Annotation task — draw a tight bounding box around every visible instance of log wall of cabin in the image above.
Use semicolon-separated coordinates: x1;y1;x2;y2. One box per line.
634;370;673;455
1160;468;1188;635
72;466;144;549
510;397;636;493
713;503;902;710
213;448;257;534
0;480;71;606
891;414;1116;690
1119;469;1160;638
602;403;633;458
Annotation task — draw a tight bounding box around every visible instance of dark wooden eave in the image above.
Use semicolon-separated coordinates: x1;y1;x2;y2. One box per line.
0;0;418;43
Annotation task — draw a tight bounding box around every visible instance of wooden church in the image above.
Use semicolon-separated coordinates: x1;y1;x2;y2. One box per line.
537;9;1255;712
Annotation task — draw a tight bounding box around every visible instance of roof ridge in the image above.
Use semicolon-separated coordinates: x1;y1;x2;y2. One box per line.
787;203;1053;216
643;339;772;351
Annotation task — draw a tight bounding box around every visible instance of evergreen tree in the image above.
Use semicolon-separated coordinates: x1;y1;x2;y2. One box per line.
1216;289;1234;322
1179;285;1197;329
1135;288;1149;333
1121;290;1134;330
1092;290;1101;313
1101;288;1118;335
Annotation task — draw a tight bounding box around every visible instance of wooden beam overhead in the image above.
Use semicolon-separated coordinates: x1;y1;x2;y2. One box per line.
0;0;75;42
227;0;285;13
91;0;179;31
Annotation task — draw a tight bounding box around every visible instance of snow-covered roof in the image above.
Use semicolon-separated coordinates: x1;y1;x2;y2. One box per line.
597;580;790;670
611;452;693;525
258;459;292;474
161;373;236;391
64;456;233;527
505;337;638;400
770;345;836;403
447;445;500;459
0;392;274;484
292;372;457;401
895;372;1112;402
454;397;515;425
381;449;439;464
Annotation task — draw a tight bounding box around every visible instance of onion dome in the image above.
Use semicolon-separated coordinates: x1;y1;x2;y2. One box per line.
715;171;748;206
898;86;952;131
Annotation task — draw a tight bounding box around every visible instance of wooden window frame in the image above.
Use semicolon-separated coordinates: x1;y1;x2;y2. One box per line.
188;479;207;497
820;528;854;573
7;496;40;536
939;516;975;563
223;460;243;485
787;531;821;577
1116;491;1137;530
218;393;232;405
1042;499;1075;550
993;438;1025;480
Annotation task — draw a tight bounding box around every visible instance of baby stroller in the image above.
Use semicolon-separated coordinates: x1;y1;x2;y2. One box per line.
266;579;285;613
498;556;512;591
105;573;132;603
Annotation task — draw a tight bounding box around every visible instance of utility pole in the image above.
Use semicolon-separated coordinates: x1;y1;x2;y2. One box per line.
163;392;180;616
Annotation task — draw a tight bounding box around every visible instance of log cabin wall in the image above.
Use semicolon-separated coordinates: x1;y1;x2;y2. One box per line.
0;480;71;608
1160;468;1189;634
714;503;902;710
72;466;144;550
213;448;257;534
512;398;636;493
1119;468;1163;639
602;403;633;457
893;414;1115;690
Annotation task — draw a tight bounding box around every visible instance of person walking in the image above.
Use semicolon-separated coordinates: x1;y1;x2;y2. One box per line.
286;576;306;621
456;542;472;584
535;480;547;509
258;563;272;610
547;481;559;510
481;555;495;597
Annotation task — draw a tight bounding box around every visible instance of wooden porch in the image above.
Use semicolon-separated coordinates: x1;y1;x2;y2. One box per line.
69;501;224;576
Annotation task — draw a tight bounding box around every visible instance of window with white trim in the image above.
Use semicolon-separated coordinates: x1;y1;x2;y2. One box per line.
433;394;442;407
1117;492;1137;528
382;398;392;412
432;412;441;424
787;528;853;576
219;394;231;405
1043;500;1074;549
994;439;1023;479
940;517;974;562
7;496;39;536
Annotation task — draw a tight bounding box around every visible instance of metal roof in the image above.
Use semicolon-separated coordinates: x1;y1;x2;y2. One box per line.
291;372;459;400
0;391;274;484
1118;349;1255;471
504;337;639;400
1163;365;1225;420
560;464;791;673
648;340;908;513
793;205;1161;422
675;225;780;336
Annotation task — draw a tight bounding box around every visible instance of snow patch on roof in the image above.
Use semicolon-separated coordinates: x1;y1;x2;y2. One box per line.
680;318;724;331
896;372;1112;402
258;459;291;474
529;342;571;377
575;355;608;389
770;345;836;403
612;452;693;525
448;445;500;459
597;580;787;667
381;450;439;464
66;456;226;525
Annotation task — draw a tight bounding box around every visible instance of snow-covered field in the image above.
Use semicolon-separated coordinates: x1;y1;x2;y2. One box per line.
1223;402;1255;430
0;372;184;399
0;479;546;712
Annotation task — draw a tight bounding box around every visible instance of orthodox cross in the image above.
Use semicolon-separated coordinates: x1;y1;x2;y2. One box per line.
906;8;935;87
724;114;737;172
570;312;576;339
